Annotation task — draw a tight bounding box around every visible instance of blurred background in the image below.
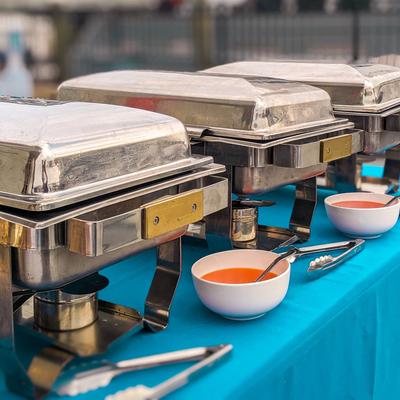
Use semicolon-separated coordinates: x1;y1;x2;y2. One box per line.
0;0;399;98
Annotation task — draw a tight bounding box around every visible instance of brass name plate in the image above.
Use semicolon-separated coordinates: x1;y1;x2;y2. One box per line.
320;134;353;163
143;190;204;239
0;219;29;249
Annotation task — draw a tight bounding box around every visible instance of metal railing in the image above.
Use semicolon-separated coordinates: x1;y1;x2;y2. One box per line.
1;8;400;81
67;10;400;78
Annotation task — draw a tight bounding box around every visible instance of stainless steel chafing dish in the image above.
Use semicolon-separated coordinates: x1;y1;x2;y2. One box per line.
58;71;362;250
0;97;228;398
204;61;400;193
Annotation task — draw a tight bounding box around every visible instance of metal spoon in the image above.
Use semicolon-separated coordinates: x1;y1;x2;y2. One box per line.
384;195;400;207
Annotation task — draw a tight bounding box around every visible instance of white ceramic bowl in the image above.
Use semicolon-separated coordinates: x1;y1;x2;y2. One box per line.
191;249;290;320
325;192;400;238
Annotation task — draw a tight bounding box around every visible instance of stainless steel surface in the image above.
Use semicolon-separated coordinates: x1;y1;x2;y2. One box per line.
231;205;257;243
363;130;400;153
57;346;223;396
255;247;297;282
16;299;143;397
204;167;233;253
14;229;184;290
0;164;225;230
382;158;400;193
57;68;361;248
246;226;301;251
0;97;229;399
19;299;143;357
195;123;356;167
232;164;325;195
107;344;233;400
288;178;317;241
0;246;36;398
34;291;98;331
307;239;365;274
323;155;362;192
233;178;316;251
258;239;365;281
27;346;75;399
3;168;227;290
58;70;340;141
385;112;400;132
205;61;400;193
204;62;400;154
205;62;400;113
274;132;360;168
144;237;181;332
322;154;398;194
0;98;211;211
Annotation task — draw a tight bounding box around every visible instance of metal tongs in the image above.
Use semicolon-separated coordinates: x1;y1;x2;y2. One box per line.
56;344;232;398
256;239;365;281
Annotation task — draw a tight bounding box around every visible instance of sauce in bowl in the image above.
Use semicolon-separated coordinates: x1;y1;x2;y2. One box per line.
202;268;277;284
332;200;384;209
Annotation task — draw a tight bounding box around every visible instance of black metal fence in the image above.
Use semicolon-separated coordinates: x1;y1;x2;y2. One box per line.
67;10;400;78
1;9;400;81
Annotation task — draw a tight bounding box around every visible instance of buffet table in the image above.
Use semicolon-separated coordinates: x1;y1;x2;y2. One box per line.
1;167;399;400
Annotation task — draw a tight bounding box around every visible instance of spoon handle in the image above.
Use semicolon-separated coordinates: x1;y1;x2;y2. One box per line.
255;248;297;282
384;195;399;207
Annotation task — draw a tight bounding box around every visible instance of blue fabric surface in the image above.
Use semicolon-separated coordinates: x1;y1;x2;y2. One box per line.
1;172;400;400
362;164;384;178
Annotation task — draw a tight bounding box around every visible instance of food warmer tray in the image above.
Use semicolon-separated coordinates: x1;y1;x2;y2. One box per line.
0;98;228;399
57;70;363;250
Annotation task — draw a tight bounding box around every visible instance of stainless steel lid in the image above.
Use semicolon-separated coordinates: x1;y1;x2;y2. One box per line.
204;62;400;113
0;97;211;211
58;70;339;141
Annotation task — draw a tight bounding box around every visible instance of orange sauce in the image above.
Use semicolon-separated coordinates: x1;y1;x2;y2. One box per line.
333;200;384;209
202;268;277;284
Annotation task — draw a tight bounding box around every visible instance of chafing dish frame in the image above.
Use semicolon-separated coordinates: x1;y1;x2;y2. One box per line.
57;70;364;251
0;163;229;399
204;62;400;193
328;107;400;193
191;124;362;250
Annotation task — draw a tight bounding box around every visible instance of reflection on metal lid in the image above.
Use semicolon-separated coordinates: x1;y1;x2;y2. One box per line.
204;61;400;113
58;70;337;141
0;100;210;210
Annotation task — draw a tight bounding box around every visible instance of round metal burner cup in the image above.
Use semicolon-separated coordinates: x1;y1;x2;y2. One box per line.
34;290;98;331
232;206;258;243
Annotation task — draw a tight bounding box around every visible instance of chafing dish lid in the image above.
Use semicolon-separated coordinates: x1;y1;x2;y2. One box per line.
0;98;208;211
58;70;337;141
205;61;400;113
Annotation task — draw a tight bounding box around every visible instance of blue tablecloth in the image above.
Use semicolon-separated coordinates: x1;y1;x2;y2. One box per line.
2;168;400;400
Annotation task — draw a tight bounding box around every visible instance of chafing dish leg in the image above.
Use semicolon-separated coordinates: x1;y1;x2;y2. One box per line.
0;246;35;398
324;155;362;192
254;177;317;250
203;167;233;252
205;205;233;252
27;346;75;399
144;237;181;332
383;157;400;193
289;177;317;242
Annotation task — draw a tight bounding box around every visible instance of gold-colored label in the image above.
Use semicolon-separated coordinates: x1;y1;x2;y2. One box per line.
0;219;29;249
143;190;204;239
320;134;353;163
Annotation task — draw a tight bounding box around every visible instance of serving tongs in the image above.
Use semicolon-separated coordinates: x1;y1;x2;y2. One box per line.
256;239;365;281
56;344;232;398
